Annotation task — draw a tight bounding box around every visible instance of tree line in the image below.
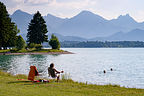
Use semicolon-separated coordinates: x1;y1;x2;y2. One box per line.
0;2;60;50
60;41;144;48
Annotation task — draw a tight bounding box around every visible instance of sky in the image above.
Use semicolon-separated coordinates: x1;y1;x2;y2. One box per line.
1;0;144;22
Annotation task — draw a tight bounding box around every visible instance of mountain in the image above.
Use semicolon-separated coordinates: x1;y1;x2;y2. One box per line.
48;11;144;38
108;14;144;32
10;10;144;41
10;10;33;40
43;14;67;33
90;29;144;41
55;11;109;38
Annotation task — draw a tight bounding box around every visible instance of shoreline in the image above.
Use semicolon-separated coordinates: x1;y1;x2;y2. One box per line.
0;69;143;89
0;70;143;90
0;51;74;55
0;70;143;96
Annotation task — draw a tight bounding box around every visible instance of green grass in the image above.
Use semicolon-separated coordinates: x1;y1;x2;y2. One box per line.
0;49;64;53
30;49;64;52
0;71;143;96
0;49;10;53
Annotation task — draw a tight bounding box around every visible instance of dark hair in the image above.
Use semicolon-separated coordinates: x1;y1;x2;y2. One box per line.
50;63;54;68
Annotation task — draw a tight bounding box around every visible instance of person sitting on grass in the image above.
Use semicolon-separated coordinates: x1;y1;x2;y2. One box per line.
48;63;64;82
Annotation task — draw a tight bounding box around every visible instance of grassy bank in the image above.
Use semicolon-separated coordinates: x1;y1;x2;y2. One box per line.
0;49;73;55
0;49;64;53
0;71;143;96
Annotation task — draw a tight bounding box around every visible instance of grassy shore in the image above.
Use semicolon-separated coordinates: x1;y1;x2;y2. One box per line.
0;49;73;55
0;71;143;96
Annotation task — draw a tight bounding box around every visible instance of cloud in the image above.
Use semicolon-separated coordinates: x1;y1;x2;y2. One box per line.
2;0;144;22
50;0;97;9
43;0;97;17
24;0;53;5
1;0;97;14
9;0;97;17
12;0;24;3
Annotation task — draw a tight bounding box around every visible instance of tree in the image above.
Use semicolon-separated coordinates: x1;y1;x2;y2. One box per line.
15;35;26;50
0;2;18;49
27;11;48;45
49;34;60;49
7;25;20;48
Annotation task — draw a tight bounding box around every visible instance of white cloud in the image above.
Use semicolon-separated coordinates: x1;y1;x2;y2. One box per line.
1;0;98;16
24;0;53;5
41;0;98;17
132;10;144;22
11;0;24;3
48;0;96;9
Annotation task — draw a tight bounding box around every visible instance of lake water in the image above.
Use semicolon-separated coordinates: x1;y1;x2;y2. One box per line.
0;48;144;89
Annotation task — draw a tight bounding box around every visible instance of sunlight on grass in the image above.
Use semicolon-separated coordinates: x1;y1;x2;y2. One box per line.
0;49;10;53
0;48;64;53
0;70;144;96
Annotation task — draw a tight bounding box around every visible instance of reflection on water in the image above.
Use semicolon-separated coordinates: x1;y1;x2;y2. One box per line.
0;48;144;89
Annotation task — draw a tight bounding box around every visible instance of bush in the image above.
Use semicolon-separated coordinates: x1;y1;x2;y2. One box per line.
27;43;42;50
49;34;60;49
10;48;17;52
35;44;42;50
28;43;35;49
15;35;26;50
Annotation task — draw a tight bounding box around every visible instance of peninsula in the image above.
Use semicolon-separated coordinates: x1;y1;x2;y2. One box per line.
0;49;73;55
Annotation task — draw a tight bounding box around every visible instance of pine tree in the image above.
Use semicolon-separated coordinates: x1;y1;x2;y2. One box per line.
27;11;48;45
0;2;19;49
49;34;60;49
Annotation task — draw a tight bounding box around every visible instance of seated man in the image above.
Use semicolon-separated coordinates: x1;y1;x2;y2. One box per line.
48;63;64;82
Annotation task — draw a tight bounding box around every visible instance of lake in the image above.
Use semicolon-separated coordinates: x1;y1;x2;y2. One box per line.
0;48;144;89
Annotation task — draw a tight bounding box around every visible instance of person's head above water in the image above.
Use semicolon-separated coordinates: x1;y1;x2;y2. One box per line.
50;63;54;68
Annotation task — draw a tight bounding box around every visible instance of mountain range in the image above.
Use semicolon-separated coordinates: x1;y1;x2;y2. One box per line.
10;10;144;41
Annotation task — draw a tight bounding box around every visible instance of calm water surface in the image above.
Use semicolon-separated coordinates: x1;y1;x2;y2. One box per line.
0;48;144;89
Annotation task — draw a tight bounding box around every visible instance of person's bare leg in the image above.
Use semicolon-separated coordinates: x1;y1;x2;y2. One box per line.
56;75;60;82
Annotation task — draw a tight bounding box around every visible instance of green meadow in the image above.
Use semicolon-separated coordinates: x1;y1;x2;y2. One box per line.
0;71;143;96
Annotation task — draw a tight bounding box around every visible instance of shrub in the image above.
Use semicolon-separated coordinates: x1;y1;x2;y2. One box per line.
35;44;42;50
15;35;26;50
27;43;42;50
49;34;60;49
28;43;35;49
